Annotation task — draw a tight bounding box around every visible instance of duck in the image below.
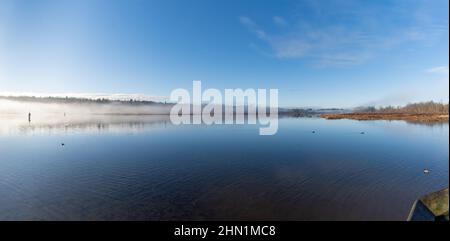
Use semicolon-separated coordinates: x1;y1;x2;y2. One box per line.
360;132;365;134
423;169;430;174
61;143;65;147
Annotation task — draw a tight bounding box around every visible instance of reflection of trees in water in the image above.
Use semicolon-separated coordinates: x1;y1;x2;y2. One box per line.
6;115;172;135
365;118;449;127
404;120;448;128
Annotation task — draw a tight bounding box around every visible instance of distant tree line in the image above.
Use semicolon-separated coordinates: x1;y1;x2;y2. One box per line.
355;101;449;114
0;95;167;105
278;107;345;117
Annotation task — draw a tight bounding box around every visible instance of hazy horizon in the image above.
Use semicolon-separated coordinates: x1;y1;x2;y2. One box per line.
1;91;449;110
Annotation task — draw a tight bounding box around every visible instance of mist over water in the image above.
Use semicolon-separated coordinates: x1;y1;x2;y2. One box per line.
0;99;173;116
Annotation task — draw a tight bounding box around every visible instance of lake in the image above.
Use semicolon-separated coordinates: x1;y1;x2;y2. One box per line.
0;114;448;220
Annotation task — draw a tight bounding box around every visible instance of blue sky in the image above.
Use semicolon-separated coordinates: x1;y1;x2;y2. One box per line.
0;0;448;108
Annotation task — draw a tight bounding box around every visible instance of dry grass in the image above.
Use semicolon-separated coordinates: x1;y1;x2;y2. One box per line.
420;188;449;217
321;113;449;123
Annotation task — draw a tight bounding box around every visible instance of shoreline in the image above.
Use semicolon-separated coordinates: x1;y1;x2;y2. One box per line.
321;113;449;123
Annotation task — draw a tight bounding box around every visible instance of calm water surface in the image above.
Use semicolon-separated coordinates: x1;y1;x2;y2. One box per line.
0;114;448;220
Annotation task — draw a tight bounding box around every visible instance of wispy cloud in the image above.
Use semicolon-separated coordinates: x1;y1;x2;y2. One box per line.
239;0;448;66
239;16;268;40
427;66;449;74
239;16;375;65
273;16;288;27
